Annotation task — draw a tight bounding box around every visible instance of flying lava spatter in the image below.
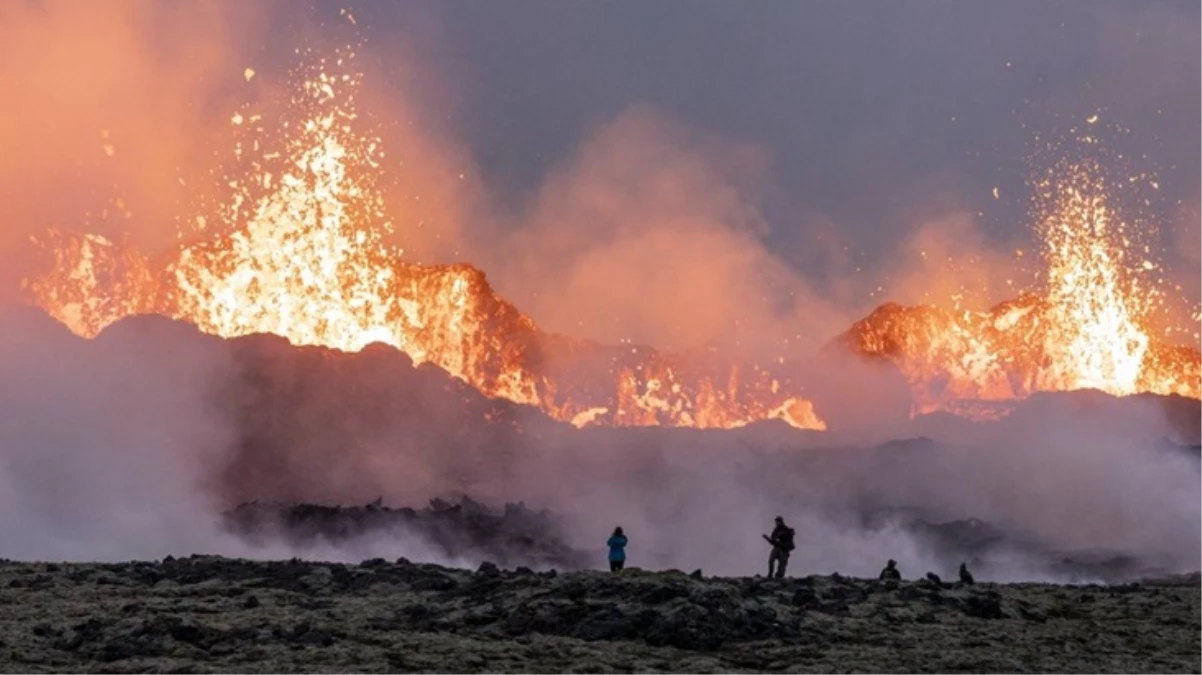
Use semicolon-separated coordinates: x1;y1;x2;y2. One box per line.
21;50;826;432
842;146;1199;418
19;51;1200;429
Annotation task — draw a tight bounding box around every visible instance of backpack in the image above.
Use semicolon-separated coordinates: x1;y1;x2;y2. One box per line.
780;527;795;551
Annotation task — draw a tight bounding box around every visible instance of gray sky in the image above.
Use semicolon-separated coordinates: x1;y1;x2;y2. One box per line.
348;0;1199;256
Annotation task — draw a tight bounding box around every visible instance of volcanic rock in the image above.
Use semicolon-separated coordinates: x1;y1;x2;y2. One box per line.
0;558;1197;672
224;497;589;570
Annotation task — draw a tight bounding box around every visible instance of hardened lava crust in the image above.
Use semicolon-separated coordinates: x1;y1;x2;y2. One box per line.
0;556;1197;673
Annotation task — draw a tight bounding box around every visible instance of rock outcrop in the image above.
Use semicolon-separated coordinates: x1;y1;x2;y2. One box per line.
224;497;589;570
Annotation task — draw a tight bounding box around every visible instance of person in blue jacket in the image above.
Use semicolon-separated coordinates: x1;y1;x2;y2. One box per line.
607;526;628;572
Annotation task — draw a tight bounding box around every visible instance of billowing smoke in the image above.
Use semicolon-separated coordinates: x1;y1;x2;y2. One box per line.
472;106;858;356
0;309;233;560
0;309;496;567
2;306;1196;581
531;398;1199;581
877;214;1035;311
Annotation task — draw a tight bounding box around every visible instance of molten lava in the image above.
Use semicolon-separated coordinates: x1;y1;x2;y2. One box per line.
17;51;1200;428
1033;159;1164;394
20;52;824;431
837;157;1200;418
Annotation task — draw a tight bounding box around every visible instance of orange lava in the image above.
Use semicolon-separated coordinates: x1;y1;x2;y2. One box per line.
18;52;1200;428
20;52;825;432
841;156;1200;418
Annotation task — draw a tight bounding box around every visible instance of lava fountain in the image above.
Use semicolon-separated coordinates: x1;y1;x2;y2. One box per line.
841;150;1199;418
17;49;1200;429
20;50;825;432
1033;157;1160;395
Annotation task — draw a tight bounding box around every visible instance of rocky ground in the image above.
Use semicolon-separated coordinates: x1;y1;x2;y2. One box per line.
0;557;1197;673
223;497;590;571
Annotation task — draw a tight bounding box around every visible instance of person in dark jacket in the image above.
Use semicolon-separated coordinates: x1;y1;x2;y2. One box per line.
763;516;795;578
879;559;901;581
959;562;975;585
607;527;628;572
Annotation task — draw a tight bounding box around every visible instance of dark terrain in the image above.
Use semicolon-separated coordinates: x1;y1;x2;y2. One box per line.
223;496;1199;584
223;497;591;571
0;556;1197;673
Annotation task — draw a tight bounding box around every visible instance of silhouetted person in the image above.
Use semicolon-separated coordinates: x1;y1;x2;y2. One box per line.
959;562;975;585
925;571;944;587
879;559;901;581
762;516;795;578
607;527;628;572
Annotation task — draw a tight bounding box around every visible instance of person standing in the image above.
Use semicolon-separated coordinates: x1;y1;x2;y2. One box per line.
762;516;795;578
607;526;628;572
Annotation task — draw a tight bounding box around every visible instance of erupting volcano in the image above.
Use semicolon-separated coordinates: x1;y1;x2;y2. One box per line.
836;154;1200;419
20;50;824;432
19;50;1200;428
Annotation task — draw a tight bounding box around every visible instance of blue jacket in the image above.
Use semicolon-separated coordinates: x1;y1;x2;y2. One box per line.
607;535;628;562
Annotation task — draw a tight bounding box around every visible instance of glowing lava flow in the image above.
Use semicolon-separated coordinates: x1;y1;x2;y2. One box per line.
20;53;825;432
840;157;1200;418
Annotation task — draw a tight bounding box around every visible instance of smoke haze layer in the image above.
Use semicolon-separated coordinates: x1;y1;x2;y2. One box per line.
0;310;1196;582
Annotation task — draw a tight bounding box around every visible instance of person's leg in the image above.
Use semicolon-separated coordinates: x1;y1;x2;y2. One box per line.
776;554;789;579
616;559;624;571
609;559;618;572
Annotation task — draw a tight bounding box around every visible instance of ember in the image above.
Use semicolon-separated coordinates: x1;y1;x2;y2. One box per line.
18;49;1199;428
19;51;824;432
834;154;1200;419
